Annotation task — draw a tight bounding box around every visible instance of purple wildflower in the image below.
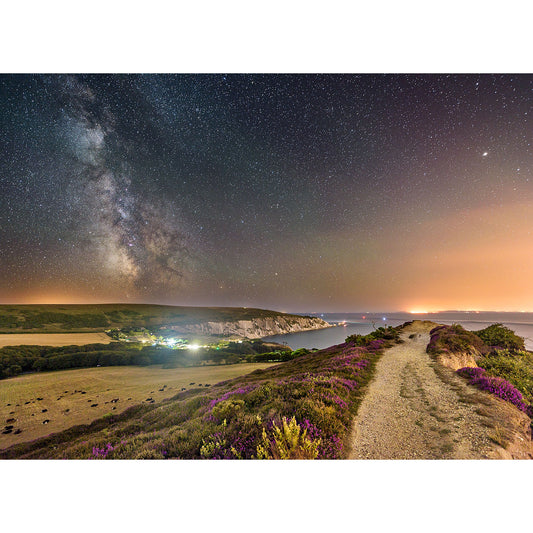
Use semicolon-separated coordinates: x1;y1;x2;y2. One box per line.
457;367;532;415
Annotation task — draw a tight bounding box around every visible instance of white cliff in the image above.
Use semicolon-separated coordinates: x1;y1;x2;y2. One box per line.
168;315;331;338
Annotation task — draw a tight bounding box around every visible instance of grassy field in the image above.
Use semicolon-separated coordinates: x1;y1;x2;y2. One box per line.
0;304;303;333
0;363;276;449
0;332;113;348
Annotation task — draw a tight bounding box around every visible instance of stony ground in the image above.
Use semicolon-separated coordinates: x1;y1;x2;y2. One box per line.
348;321;507;459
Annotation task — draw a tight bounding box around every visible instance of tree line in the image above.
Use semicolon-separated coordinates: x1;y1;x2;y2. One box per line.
0;340;308;379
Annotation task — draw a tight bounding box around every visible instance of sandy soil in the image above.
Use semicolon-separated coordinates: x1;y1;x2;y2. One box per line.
348;321;506;459
0;332;114;347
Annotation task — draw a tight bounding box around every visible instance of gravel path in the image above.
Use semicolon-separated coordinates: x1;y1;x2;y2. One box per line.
349;321;499;459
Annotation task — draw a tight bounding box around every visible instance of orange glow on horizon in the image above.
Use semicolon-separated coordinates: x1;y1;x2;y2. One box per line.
0;292;127;306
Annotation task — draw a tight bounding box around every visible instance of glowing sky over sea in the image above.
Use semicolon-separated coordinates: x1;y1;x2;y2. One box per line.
1;74;533;312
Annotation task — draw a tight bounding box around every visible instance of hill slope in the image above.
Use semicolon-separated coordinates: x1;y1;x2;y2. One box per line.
0;304;328;335
0;328;395;459
4;320;530;459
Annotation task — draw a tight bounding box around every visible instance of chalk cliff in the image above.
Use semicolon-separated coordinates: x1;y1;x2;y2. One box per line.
169;315;331;338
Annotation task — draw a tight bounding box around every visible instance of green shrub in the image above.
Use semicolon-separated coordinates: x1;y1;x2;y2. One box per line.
257;416;320;459
200;420;228;458
474;324;525;352
134;448;166;459
346;326;400;345
477;352;533;403
211;399;245;422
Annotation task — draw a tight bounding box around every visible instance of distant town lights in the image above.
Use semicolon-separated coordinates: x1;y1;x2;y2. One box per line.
188;344;200;350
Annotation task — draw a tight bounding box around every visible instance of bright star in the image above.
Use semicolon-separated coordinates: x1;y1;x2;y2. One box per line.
482;152;488;157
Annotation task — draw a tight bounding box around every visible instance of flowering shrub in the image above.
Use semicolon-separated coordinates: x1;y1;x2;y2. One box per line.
256;417;321;459
476;352;533;405
456;367;487;380
92;443;115;459
457;367;533;416
179;334;385;459
299;418;342;458
208;384;259;410
200;419;228;458
427;324;489;357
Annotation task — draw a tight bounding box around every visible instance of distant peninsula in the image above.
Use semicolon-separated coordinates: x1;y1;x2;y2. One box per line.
0;304;330;338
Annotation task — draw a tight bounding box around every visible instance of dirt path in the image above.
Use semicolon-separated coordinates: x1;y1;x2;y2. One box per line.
349;321;504;459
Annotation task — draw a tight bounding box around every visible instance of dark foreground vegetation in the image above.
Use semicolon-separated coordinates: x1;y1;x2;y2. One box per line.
428;323;533;417
0;340;299;380
0;329;397;459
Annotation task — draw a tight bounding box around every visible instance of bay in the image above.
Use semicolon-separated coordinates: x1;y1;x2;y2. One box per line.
263;311;533;351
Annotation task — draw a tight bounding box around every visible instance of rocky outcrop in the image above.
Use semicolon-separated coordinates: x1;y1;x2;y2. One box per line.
435;350;478;371
168;315;331;338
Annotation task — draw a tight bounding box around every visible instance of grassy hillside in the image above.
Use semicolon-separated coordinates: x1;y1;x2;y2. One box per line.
0;327;400;459
0;363;277;450
0;304;310;333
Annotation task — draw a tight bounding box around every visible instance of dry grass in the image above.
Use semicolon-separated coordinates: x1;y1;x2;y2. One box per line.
0;333;113;348
487;424;509;447
0;363;276;449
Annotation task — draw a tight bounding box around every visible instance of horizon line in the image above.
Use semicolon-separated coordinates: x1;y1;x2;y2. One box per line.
2;302;533;314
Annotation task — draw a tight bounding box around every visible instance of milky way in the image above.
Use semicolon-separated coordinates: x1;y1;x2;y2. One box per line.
1;74;533;311
57;76;193;295
1;75;197;302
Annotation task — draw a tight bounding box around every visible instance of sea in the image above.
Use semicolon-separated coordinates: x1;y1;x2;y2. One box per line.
262;311;533;351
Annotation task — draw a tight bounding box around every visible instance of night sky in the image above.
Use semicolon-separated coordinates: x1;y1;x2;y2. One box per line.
2;74;533;312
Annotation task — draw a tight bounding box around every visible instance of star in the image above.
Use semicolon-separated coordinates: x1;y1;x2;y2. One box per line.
2;74;533;311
